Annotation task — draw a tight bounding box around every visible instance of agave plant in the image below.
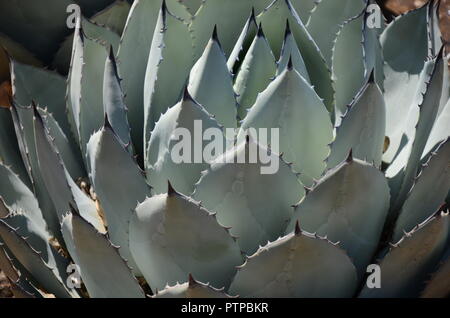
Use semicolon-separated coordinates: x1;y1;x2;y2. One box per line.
0;0;449;298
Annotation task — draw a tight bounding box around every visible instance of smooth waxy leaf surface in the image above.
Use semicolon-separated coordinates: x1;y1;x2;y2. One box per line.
67;24;108;155
143;5;195;160
256;0;334;112
103;47;132;153
33;107;105;232
234;27;277;120
188;33;237;129
327;76;386;169
393;139;450;242
287;158;390;275
146;93;226;195
388;51;445;211
61;212;145;298
239;67;333;186
193;138;304;254
87;123;151;274
129;190;243;291
307;0;365;66
277;21;310;82
229;230;358;297
382;5;429;163
331;13;366;122
0;108;29;185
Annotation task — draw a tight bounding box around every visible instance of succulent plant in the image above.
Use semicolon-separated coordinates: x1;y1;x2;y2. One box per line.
0;0;449;299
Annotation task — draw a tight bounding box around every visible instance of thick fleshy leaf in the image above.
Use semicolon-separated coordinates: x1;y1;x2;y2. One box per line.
0;220;75;298
129;189;243;291
227;10;258;72
331;13;366;122
327;75;386;169
117;0;163;157
427;0;443;57
0;108;30;185
388;50;445;212
146;92;226;195
193;137;304;255
256;0;334;113
385;58;436;191
239;67;333;186
287;158;390;275
10;60;74;148
229;229;358;298
143;4;195;160
9;104;61;239
61;212;145;298
90;0;131;34
87;122;151;275
153;275;233;298
306;0;365;66
423;98;450;157
103;47;132;153
0;193;70;283
359;212;449;298
276;21;310;82
392;139;450;242
291;0;317;24
53;17;121;75
437;52;449;114
67;23;108;155
0;164;43;226
0;211;70;288
38;108;85;181
179;0;204;16
381;4;429;163
363;1;385;92
188;30;237;128
33;106;105;232
167;0;194;20
234;26;277;120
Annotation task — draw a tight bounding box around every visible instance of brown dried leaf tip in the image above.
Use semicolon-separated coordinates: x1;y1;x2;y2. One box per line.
0;81;12;108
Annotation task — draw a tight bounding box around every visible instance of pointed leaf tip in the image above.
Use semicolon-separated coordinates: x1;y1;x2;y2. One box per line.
368;68;375;83
346;149;353;163
69;203;80;217
250;7;256;21
103;112;113;130
108;45;115;61
257;23;265;38
182;85;195;102
212;25;219;41
167;181;177;196
294;220;301;236
437;44;445;59
287;55;294;71
188;273;197;287
284;19;291;38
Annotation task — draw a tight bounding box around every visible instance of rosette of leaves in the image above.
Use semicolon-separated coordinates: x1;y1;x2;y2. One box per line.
0;0;449;298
